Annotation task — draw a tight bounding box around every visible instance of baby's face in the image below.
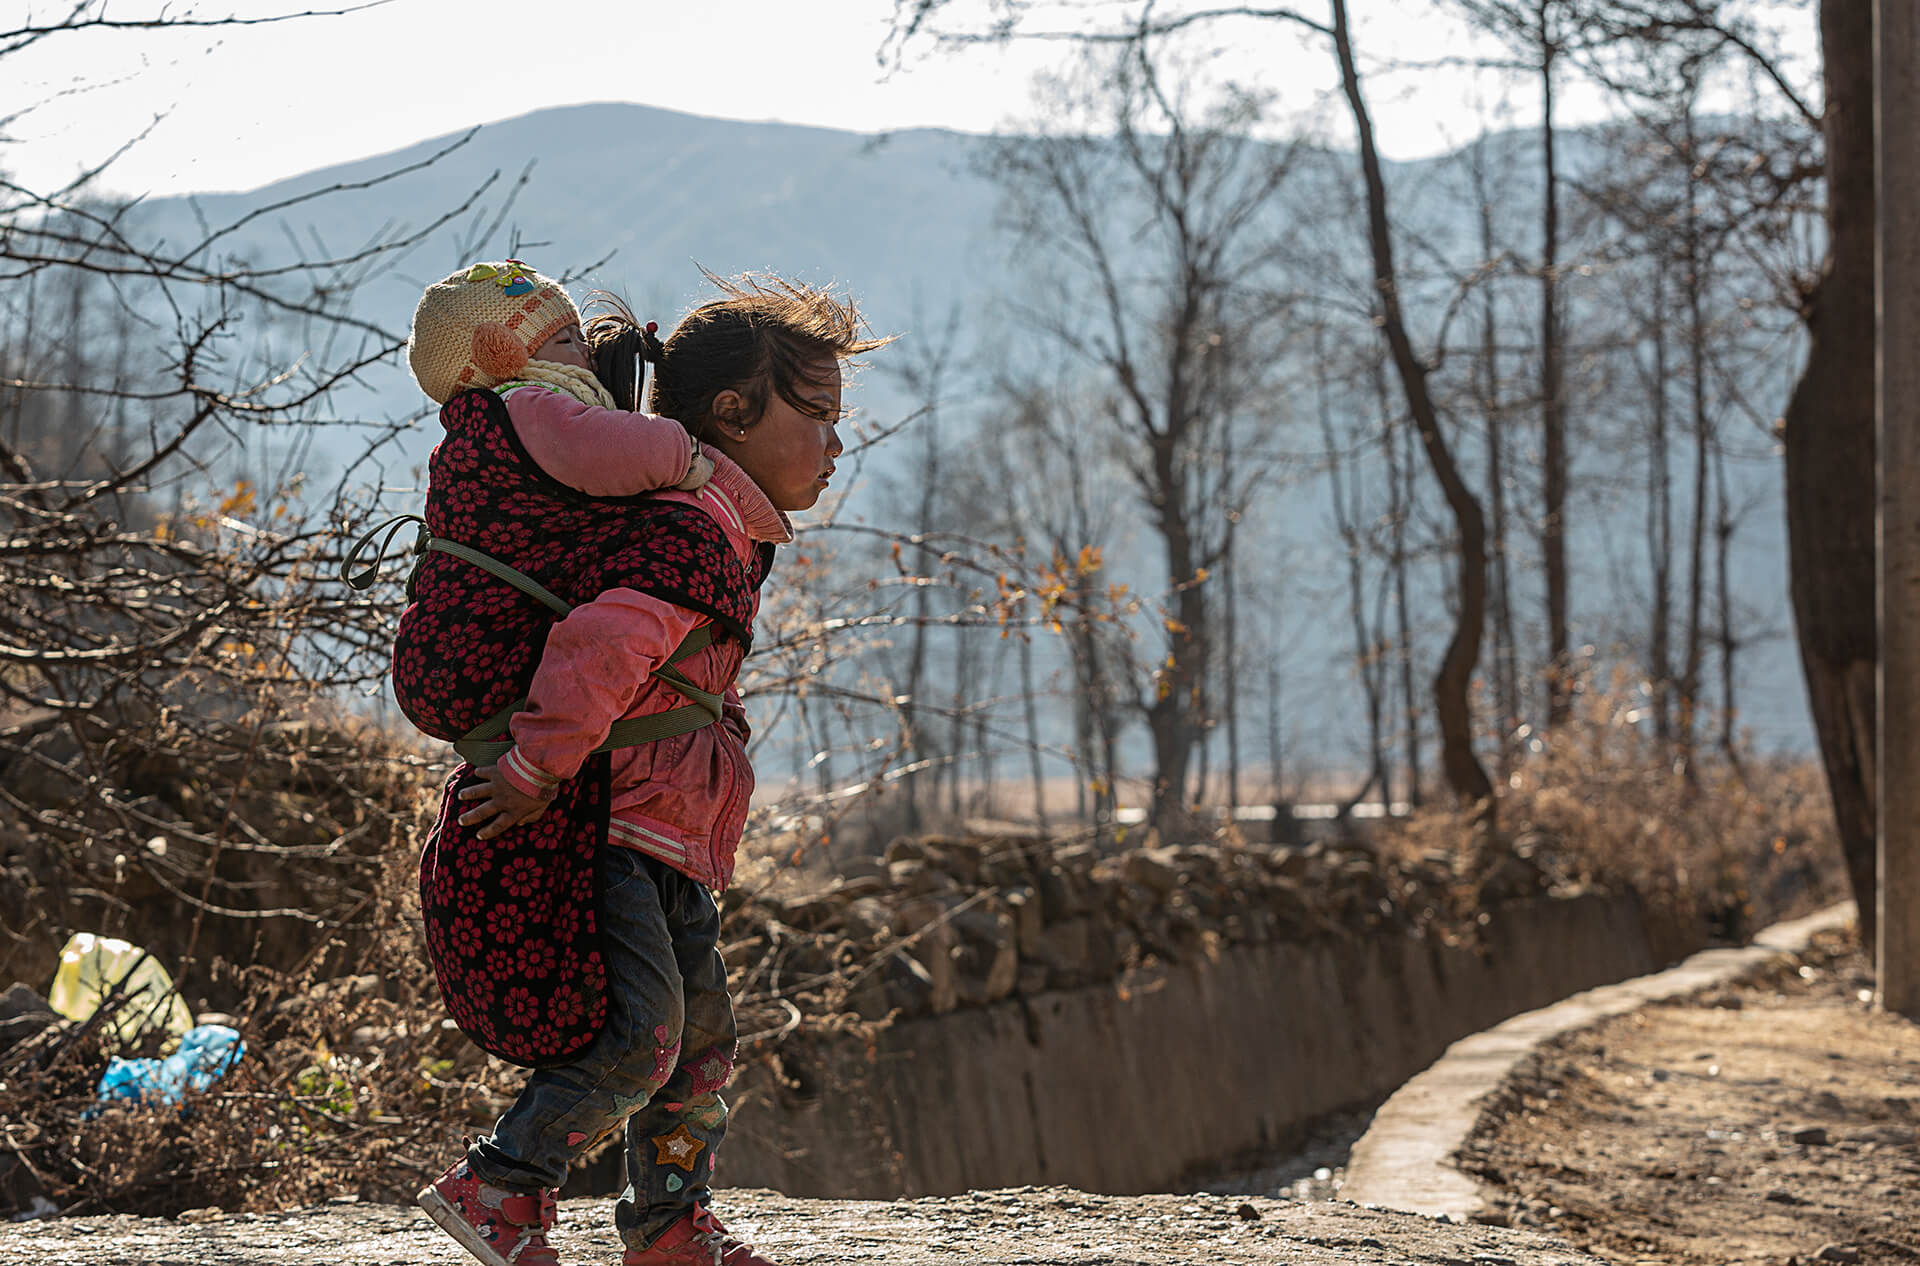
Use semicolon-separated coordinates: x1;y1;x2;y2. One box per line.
533;323;592;372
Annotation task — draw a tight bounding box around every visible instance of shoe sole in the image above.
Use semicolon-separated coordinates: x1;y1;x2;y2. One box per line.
417;1185;517;1266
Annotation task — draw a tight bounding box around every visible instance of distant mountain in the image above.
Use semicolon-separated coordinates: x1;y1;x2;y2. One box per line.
154;103;1004;416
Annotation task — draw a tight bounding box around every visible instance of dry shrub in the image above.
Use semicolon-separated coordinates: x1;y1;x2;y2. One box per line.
0;714;881;1218
1374;674;1846;941
0;746;522;1215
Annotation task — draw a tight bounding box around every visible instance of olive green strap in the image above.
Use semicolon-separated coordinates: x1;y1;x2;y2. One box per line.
342;513;427;594
452;628;724;766
344;513;727;765
343;511;575;616
425;537;571;616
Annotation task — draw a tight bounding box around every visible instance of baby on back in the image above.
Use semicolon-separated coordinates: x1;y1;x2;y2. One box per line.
407;259;714;498
390;259;737;751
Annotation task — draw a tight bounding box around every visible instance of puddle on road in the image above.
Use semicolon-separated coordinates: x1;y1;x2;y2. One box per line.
1181;1105;1379;1203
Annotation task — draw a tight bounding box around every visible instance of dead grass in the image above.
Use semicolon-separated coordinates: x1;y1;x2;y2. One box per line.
1372;680;1845;940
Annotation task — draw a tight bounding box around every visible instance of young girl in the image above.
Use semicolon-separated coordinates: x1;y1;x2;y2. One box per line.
398;270;888;1266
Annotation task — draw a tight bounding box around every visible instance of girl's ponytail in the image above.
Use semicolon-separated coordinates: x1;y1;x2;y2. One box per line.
583;293;665;414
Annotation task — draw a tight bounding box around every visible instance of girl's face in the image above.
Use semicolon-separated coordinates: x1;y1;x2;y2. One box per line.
714;362;844;513
532;323;592;372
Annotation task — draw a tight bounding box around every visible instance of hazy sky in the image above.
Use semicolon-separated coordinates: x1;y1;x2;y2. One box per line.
1;0;1820;198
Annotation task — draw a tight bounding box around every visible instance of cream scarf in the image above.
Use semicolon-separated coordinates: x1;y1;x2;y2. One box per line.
500;359;617;410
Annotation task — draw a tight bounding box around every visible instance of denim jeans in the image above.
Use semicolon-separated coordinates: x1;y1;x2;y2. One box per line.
468;845;737;1249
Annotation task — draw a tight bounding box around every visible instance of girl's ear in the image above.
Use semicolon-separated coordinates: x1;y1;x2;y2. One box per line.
711;389;751;442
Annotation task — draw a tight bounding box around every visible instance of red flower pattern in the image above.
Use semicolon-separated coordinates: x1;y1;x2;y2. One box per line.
500;855;542;898
503;987;540;1027
390;389;766;745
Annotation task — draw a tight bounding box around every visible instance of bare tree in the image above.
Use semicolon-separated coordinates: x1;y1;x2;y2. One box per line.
981;35;1298;836
874;306;964;831
1573;0;1860;927
0;7;517;985
1452;0;1580;726
1315;324;1393;811
1329;0;1495;810
887;0;1499;810
982;382;1132;830
1464;135;1526;775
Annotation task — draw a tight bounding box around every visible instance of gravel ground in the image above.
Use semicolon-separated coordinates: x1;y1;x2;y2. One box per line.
0;1185;1607;1265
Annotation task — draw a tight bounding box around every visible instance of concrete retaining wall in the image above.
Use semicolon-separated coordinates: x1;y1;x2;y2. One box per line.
719;891;1705;1198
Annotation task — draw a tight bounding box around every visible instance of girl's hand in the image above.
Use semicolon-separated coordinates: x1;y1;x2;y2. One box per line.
457;764;551;839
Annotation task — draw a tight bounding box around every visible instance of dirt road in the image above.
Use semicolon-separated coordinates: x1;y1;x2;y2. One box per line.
1460;929;1920;1266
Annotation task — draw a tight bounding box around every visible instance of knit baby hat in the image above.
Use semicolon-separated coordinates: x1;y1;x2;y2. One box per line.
407;260;584;404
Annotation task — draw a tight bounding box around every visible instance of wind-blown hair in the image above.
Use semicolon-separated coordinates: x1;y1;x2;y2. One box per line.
585;272;893;443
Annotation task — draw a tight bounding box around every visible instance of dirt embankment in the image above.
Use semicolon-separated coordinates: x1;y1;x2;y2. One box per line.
1460;929;1920;1266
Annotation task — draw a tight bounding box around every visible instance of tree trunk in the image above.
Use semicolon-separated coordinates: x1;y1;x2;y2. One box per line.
1224;548;1241;816
1077;598;1119;827
1145;425;1208;836
1649;259;1675;750
977;712;994;813
1540;30;1571;725
1266;662;1284;806
1784;0;1877;949
1331;0;1494;810
1072;676;1091;821
1680;105;1710;782
1328;337;1391;810
1713;438;1740;765
901;466;940;833
1472;145;1520;775
1019;626;1048;829
949;628;974;818
1392;406;1424;807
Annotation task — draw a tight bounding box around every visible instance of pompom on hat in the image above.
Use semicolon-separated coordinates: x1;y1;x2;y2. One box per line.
407;260;583;404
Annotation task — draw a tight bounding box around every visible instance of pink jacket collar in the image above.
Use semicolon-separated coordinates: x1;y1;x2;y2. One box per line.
706;450;793;544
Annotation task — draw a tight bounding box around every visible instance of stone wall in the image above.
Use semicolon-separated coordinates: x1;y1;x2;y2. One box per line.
718;888;1704;1198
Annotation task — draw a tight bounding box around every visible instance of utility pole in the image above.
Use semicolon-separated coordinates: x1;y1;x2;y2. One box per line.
1878;0;1920;1018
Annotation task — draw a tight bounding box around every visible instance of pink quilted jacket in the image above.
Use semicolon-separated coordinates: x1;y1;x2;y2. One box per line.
491;386;791;890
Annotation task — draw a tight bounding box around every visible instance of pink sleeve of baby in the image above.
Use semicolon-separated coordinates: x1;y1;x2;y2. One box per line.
503;386;694;496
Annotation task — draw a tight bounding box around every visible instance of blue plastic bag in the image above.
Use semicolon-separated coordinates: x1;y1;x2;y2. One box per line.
95;1024;245;1109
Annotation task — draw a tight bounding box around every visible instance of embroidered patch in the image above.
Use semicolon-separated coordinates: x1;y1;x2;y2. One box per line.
684;1099;728;1130
686;1046;733;1097
650;1036;683;1087
611;1085;654;1115
665;1102;684;1112
567;1131;590;1147
652;1124;705;1172
666;1173;684;1192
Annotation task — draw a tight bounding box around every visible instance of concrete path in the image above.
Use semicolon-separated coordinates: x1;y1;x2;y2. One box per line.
1340;901;1857;1220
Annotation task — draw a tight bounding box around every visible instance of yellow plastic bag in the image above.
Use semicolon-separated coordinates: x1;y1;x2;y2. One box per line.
47;933;194;1045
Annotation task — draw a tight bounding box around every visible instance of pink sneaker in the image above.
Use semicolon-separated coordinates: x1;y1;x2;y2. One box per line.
416;1156;561;1266
623;1205;779;1266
